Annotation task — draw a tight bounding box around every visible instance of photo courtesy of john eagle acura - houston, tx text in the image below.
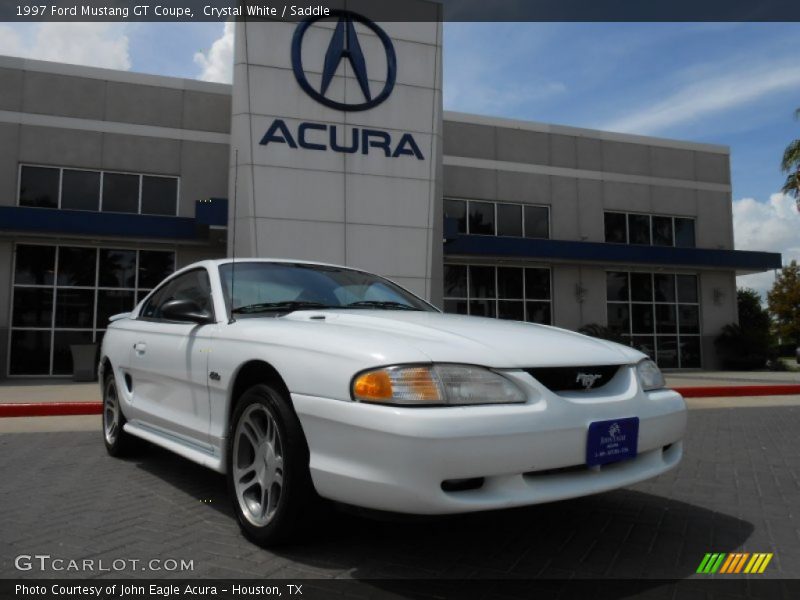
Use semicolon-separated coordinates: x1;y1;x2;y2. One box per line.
0;0;784;554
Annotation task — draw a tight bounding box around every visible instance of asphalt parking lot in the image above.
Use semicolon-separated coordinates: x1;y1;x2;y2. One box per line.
0;404;798;588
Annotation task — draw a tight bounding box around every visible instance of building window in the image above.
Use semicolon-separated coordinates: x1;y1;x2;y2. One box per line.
8;243;175;376
443;263;552;324
651;216;673;246
524;206;549;239
628;214;651;245
497;203;522;237
141;176;179;216
17;165;179;216
606;271;701;368
103;172;139;213
468;201;495;235
444;198;550;239
604;212;627;244
19;166;60;208
444;199;467;234
674;217;696;248
604;211;696;248
61;169;100;211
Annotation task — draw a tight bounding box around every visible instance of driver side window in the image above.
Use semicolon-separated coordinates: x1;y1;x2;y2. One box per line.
140;269;214;321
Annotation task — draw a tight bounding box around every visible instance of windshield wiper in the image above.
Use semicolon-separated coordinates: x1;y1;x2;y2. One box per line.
232;301;334;314
344;300;421;311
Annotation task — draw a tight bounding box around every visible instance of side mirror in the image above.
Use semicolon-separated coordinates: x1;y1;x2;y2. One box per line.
161;298;213;324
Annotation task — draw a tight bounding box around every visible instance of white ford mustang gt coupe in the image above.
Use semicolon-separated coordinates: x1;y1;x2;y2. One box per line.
100;259;686;546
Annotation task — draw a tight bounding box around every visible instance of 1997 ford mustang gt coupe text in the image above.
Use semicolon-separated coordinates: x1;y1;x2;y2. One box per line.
100;259;686;545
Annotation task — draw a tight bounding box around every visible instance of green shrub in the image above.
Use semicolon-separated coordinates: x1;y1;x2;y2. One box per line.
714;323;771;370
714;289;777;371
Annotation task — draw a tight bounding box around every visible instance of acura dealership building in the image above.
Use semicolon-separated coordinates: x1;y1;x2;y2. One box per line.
0;10;781;378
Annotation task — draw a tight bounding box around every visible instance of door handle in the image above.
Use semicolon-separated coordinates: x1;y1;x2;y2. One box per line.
133;342;147;355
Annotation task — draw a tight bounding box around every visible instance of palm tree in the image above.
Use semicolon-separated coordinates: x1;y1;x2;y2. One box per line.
781;108;800;211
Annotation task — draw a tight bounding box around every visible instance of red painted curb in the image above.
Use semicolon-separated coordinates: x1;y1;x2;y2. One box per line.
0;402;102;417
674;385;800;398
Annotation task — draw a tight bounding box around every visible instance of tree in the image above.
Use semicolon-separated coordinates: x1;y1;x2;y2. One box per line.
738;288;771;333
715;288;774;370
781;108;800;211
767;260;800;346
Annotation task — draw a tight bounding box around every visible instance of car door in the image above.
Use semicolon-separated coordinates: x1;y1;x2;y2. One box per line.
127;268;217;447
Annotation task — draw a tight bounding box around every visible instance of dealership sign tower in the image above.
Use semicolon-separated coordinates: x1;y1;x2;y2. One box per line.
229;6;444;301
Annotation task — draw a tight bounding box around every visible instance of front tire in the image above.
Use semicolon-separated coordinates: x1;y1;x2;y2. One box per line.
227;384;314;546
102;371;135;457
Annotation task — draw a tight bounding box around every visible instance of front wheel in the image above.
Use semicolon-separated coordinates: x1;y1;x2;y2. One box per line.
102;372;136;456
227;384;314;546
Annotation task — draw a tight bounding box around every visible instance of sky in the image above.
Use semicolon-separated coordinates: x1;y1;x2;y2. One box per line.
0;20;797;298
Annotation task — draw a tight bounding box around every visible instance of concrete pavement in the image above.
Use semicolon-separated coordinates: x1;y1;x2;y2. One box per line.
1;405;798;581
1;373;799;587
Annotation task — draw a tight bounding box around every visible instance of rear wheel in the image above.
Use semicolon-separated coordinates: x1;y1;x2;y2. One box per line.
227;383;314;546
102;372;135;456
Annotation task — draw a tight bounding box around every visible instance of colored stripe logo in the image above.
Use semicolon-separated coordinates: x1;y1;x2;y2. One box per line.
696;553;773;574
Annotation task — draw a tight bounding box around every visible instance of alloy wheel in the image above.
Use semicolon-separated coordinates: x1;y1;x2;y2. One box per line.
233;404;285;527
103;378;120;445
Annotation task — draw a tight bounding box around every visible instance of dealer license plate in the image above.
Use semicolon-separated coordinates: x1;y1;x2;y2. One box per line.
586;417;639;466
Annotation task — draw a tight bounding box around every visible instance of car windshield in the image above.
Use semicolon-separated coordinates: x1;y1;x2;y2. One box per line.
219;262;436;317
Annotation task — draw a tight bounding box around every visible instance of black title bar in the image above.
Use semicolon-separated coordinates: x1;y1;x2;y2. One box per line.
2;0;800;22
4;579;800;600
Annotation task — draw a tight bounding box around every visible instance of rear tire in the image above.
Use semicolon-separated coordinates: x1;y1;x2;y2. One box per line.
102;371;135;457
227;383;314;546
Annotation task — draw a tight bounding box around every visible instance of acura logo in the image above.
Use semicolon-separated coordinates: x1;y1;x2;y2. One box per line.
291;10;397;111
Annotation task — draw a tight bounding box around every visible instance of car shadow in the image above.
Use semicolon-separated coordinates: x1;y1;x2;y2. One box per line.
132;442;754;597
128;440;234;519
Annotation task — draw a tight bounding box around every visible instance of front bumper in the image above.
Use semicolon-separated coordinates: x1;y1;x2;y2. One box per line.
292;366;686;514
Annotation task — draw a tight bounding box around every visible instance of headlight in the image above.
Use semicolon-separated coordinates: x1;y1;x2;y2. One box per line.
352;364;527;406
636;359;666;391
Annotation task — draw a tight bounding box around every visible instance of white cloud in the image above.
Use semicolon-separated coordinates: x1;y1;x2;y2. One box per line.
443;23;567;116
0;23;130;70
601;62;800;135
194;21;234;83
445;79;567;116
734;193;800;301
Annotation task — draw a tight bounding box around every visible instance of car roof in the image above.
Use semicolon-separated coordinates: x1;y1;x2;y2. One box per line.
182;257;369;274
208;257;351;268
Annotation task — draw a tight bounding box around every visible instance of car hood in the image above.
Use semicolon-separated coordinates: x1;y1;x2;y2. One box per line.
277;310;644;368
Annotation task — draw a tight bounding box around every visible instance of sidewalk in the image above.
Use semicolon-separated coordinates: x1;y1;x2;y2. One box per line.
0;379;99;404
0;380;100;433
665;370;800;387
